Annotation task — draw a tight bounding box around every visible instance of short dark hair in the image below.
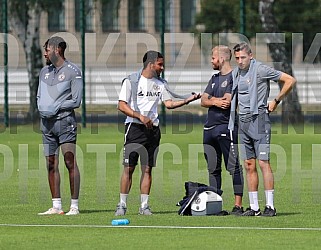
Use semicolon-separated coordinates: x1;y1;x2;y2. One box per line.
48;36;67;57
43;39;49;49
142;50;163;69
233;42;252;54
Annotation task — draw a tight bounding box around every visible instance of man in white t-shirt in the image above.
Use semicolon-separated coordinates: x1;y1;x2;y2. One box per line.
115;50;201;216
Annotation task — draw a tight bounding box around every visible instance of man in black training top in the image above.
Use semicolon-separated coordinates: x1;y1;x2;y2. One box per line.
201;45;244;215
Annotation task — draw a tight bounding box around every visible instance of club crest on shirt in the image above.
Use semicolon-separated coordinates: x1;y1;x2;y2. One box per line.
221;80;228;87
58;72;65;81
153;84;160;91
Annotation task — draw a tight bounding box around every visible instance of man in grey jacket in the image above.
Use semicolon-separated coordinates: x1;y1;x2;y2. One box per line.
229;42;296;216
37;36;83;215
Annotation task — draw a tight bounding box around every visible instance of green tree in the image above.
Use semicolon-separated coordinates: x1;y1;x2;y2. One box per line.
8;0;119;122
196;0;304;123
274;0;321;63
259;0;303;123
8;0;63;122
196;0;321;62
196;0;261;38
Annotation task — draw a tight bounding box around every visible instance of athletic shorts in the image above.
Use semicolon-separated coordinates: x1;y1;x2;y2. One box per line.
239;112;271;161
123;123;161;167
40;111;77;156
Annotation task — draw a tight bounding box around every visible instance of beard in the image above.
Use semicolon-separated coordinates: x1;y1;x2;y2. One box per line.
152;69;161;78
212;64;219;70
49;53;59;65
45;58;51;65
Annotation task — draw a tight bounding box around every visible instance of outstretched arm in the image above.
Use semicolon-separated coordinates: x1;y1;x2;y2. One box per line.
163;93;201;109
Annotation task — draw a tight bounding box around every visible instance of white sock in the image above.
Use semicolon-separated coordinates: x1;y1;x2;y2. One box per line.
248;191;259;211
141;194;149;208
70;199;79;209
120;193;128;207
52;198;62;210
265;190;274;209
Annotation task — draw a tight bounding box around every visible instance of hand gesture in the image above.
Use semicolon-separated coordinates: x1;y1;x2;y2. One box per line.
186;92;201;104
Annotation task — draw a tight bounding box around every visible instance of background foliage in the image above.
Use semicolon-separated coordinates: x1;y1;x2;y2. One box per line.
196;0;321;62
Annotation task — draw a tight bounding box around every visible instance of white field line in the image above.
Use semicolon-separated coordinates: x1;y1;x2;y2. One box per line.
1;224;321;231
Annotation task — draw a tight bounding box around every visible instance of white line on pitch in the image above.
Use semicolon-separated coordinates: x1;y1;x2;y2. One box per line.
1;224;321;231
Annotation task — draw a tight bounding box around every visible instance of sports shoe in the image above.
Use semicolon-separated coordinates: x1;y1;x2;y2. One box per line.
241;207;261;216
230;205;244;216
66;207;79;215
115;203;127;216
38;207;64;215
262;206;277;217
139;205;152;215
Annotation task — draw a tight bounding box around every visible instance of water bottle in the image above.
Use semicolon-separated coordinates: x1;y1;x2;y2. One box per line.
111;219;130;226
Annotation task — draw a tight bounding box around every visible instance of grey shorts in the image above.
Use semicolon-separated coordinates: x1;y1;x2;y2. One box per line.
40;112;77;156
239;112;271;161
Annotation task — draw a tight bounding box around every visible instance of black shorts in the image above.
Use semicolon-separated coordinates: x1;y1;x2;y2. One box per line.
123;123;161;167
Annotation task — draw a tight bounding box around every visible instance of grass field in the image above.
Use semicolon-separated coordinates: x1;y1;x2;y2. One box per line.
1;122;321;249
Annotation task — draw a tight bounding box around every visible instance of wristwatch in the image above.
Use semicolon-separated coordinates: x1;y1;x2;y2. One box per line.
208;94;212;100
274;98;281;104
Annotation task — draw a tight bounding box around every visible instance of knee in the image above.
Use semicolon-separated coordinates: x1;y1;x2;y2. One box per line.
142;166;152;175
47;164;56;173
258;160;271;171
47;156;56;172
123;166;135;177
244;159;256;173
64;152;75;169
207;162;220;174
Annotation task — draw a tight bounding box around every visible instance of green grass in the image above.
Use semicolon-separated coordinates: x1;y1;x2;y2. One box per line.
1;123;321;249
